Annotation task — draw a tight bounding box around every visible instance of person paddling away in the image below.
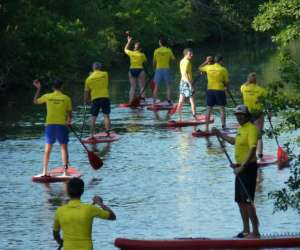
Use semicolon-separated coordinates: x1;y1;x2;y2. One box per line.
53;178;116;250
212;105;260;238
33;79;72;177
176;48;196;120
241;72;267;163
152;37;175;104
84;62;111;138
199;55;229;131
124;35;147;104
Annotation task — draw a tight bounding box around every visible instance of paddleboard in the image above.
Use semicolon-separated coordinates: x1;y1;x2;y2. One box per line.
147;101;174;111
118;98;160;108
32;167;81;183
81;132;120;144
192;128;236;137
258;154;278;167
167;115;214;127
115;234;300;249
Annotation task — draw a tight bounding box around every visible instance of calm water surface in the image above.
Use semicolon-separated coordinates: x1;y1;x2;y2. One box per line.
0;43;299;250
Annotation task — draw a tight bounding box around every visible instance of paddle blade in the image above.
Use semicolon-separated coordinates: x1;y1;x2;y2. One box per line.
130;97;141;108
87;150;103;170
150;80;156;94
168;103;178;115
277;146;289;168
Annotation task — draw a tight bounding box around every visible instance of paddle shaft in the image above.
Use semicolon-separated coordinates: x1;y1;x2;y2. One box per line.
216;135;254;204
266;114;280;146
69;125;90;153
226;89;237;106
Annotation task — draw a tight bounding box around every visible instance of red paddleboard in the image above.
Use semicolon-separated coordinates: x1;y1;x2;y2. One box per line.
192;128;236;137
115;234;300;249
81;132;120;144
32;167;81;183
118;98;160;108
167;115;214;127
258;154;278;167
147;101;174;111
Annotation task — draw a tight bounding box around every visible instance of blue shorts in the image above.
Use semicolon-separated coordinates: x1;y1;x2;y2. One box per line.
206;90;226;107
45;125;69;144
179;80;193;98
129;68;143;78
154;68;172;85
91;98;111;116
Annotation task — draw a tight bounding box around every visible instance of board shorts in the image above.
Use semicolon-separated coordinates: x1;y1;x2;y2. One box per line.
91;98;111;116
235;162;258;204
179;80;193;98
206;90;227;107
45;125;69;144
129;68;143;78
154;68;172;85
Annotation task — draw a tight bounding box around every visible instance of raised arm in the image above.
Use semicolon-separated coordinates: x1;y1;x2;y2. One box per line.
124;36;133;51
93;196;116;220
33;79;41;104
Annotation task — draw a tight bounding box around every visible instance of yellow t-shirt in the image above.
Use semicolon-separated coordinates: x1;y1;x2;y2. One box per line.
153;46;175;69
241;83;266;113
180;57;192;82
53;199;110;250
199;63;229;90
124;49;147;69
85;70;109;100
235;122;258;165
37;90;72;125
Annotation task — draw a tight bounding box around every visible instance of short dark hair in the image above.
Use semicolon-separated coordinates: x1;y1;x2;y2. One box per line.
214;55;224;63
93;62;102;70
67;178;84;198
52;79;63;90
159;37;167;46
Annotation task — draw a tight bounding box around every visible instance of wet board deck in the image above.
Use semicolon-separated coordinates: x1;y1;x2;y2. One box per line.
258;154;278;167
192;128;237;137
167;115;214;127
82;132;120;144
32;167;81;183
118;98;160;108
147;101;174;111
115;234;300;249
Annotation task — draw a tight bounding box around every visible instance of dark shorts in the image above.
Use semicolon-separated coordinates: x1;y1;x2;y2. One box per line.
206;90;226;107
45;125;69;144
129;68;143;78
154;68;172;85
235;162;258;204
91;98;111;116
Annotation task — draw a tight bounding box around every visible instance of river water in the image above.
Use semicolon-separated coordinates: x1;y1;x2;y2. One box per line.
0;43;299;250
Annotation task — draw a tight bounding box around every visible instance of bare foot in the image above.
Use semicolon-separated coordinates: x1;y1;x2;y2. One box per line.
246;233;260;239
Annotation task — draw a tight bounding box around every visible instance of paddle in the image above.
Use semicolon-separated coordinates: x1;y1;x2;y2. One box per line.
216;135;255;205
168;74;202;115
266;114;289;167
69;125;103;170
226;88;237;106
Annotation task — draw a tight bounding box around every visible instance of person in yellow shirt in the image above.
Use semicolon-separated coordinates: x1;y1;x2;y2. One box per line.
53;177;116;250
33;79;72;176
176;48;196;120
124;35;147;104
213;105;260;238
84;62;111;138
199;55;229;131
241;72;267;162
152;38;175;103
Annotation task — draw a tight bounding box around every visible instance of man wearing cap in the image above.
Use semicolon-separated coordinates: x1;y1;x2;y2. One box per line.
199;55;229;132
84;62;111;138
212;105;260;238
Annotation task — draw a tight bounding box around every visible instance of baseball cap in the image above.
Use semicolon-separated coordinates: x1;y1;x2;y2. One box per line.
234;104;249;115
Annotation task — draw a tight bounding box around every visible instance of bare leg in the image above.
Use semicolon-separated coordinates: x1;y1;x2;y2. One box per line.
189;96;196;118
138;71;146;98
255;115;264;159
247;203;260;237
205;106;213;132
90;115;97;137
166;83;171;101
129;72;137;103
43;144;52;175
103;114;111;133
176;94;185;121
61;144;69;175
153;83;158;102
238;202;250;234
220;106;226;129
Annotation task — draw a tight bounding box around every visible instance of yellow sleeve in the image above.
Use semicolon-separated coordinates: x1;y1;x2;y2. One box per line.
53;209;61;231
67;97;72;112
124;49;132;56
240;84;245;95
90;204;110;219
36;94;49;104
153;50;157;62
223;68;229;82
170;49;175;60
142;53;147;63
199;65;207;73
248;125;258;148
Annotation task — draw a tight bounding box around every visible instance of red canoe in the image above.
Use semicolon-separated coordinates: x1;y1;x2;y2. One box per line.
115;234;300;249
